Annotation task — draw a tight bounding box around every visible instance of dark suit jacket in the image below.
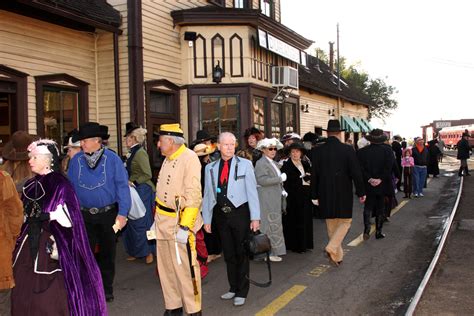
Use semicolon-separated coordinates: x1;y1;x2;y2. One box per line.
311;137;365;219
357;143;395;196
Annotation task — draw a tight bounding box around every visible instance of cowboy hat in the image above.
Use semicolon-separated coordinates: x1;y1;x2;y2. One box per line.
365;128;388;144
1;131;33;161
323;119;345;132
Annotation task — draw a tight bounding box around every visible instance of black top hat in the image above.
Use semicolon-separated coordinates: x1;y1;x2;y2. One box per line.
69;128;80;143
194;130;212;143
78;122;109;140
365;128;388;144
323;119;345;132
302;132;317;143
124;122;140;137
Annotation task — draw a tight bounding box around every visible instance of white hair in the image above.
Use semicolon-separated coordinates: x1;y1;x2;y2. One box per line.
164;135;185;145
357;137;370;149
218;132;236;143
130;127;147;144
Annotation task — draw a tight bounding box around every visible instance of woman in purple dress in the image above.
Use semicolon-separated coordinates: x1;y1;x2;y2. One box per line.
11;139;107;316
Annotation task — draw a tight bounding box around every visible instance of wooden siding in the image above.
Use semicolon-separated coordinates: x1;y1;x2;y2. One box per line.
0;11;97;135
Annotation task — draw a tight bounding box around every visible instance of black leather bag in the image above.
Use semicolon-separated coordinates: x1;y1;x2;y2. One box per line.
244;231;272;288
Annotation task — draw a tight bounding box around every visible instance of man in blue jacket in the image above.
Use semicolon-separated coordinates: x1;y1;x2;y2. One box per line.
202;132;260;307
68;122;131;302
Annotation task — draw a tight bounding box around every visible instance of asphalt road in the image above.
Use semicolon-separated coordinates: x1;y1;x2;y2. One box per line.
107;156;461;316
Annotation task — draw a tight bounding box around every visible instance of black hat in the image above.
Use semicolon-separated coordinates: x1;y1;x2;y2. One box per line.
69;128;80;143
365;128;388;144
78;122;109;140
302;132;317;143
323;119;345;132
244;127;262;139
100;125;110;140
125;122;140;137
194;130;212;143
285;141;306;155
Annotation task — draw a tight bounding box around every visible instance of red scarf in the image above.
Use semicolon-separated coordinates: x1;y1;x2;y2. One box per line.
416;143;424;153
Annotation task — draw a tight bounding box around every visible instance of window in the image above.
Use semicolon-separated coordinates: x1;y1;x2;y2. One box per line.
35;74;89;143
252;97;265;132
271;102;281;138
149;91;173;114
234;0;249;8
270;102;297;138
284;103;296;133
43;88;79;146
200;96;239;139
260;0;272;17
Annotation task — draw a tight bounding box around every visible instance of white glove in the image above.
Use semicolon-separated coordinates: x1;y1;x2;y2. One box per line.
311;199;319;206
280;173;287;182
282;190;288;198
176;227;189;244
50;204;72;228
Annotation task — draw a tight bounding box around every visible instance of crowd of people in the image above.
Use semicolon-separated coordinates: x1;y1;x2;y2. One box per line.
0;118;471;315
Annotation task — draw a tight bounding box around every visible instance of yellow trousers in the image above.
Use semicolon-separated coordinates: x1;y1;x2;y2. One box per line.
325;218;352;263
156;235;201;314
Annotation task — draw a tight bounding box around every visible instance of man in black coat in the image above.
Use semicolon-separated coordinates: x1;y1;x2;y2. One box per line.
311;120;366;266
457;132;472;176
391;135;403;190
358;129;395;239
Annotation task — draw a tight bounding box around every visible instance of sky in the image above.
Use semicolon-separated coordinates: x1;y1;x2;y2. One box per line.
281;0;474;138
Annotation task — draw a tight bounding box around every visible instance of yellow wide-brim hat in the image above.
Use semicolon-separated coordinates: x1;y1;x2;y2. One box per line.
159;123;184;137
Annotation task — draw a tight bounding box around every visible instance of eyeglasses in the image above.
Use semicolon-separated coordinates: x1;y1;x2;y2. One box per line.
267;147;278;151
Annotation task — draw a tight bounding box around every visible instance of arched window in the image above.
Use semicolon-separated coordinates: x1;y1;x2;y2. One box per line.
193;34;207;78
230;34;243;77
211;34;225;78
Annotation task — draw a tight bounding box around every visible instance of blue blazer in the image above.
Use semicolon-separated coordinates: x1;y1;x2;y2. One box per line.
201;156;261;224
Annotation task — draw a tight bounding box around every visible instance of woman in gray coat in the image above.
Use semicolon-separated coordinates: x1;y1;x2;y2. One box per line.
254;138;287;262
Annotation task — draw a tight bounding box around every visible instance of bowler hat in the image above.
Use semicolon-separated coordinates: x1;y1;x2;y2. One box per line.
365;128;388;144
78;122;109;140
323;119;345;132
124;122;140;137
2;130;33;161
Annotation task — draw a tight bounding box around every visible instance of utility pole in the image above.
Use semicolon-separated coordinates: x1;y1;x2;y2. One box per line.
337;23;341;91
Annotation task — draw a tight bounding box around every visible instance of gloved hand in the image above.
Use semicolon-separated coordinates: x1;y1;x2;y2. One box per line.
280;173;287;182
311;199;319;206
282;190;288;197
176;227;189;244
49;204;72;228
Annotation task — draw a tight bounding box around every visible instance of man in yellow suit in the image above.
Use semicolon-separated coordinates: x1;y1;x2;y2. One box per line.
154;123;202;316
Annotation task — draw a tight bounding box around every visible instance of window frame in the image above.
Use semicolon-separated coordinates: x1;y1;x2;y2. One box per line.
35;73;89;138
199;95;240;140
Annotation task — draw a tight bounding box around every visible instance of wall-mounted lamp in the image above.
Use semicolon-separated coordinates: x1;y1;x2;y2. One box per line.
213;61;223;84
301;104;309;113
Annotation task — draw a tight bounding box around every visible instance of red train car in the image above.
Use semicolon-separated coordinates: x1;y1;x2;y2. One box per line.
439;125;474;149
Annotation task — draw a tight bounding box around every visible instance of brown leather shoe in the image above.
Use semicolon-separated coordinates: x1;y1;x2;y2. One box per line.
146;254;154;264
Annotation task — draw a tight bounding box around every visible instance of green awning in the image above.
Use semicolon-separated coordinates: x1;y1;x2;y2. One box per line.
341;115;360;133
353;117;370;133
361;118;373;131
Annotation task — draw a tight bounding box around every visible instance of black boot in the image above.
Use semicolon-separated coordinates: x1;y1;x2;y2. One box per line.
363;209;371;240
163;308;183;316
375;216;386;239
465;167;471;176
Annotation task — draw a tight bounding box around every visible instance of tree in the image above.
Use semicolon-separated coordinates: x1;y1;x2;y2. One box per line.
312;48;398;120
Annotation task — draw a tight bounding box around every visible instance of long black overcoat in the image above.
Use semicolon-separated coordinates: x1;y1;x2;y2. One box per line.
357;143;395;196
311;137;365;219
457;138;471;160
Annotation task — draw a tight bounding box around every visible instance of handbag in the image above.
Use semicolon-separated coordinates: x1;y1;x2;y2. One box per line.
128;186;147;220
244;230;272;288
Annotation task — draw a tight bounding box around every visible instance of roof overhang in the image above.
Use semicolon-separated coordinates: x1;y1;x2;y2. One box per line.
299;82;373;108
171;7;313;51
1;0;122;34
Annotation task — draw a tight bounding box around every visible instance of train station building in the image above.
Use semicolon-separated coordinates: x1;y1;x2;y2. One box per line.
0;0;373;163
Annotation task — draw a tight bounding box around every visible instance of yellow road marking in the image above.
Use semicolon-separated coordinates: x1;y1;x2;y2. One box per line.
308;264;330;277
348;199;409;247
255;285;307;316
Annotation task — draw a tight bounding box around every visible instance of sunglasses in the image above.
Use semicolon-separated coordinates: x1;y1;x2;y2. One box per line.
267;147;278;151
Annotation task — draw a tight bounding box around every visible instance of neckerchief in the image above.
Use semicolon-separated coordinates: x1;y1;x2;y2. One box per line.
84;147;105;169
